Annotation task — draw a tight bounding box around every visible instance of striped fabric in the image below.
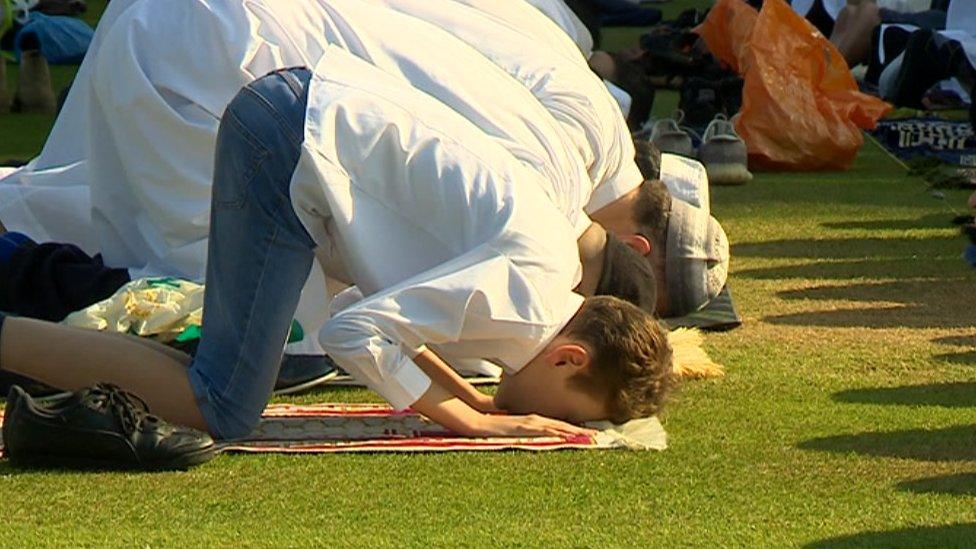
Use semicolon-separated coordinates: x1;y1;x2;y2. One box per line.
220;403;667;454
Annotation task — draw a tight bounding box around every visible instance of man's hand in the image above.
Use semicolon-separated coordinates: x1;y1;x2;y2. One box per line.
410;379;596;439
472;414;597;438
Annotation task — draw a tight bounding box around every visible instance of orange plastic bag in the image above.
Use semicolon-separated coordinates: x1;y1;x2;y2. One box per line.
695;0;891;171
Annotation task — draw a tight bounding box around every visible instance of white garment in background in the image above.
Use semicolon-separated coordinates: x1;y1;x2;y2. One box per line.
0;0;147;252
445;0;590;61
877;0;975;101
1;0;593;280
792;0;932;20
525;0;595;58
295;48;585;408
365;0;643;214
604;80;633;119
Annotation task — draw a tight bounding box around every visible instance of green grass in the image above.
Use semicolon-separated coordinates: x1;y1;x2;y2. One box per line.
1;1;975;546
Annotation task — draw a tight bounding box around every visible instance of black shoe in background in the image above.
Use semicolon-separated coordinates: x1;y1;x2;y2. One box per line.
2;384;216;470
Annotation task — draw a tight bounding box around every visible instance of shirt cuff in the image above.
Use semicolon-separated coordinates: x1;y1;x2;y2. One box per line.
379;353;433;411
585;160;644;214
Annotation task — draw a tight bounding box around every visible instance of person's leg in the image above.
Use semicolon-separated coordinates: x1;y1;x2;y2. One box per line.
185;67;319;440
830;2;881;67
0;68;319;439
0;316;207;429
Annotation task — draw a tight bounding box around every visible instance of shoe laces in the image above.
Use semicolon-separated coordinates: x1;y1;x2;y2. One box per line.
88;383;158;435
703;113;740;141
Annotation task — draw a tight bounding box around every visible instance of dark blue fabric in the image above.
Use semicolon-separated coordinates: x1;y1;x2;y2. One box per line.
593;0;661;27
14;13;93;64
0;232;32;264
0;236;131;321
966;243;976;267
870;118;976;166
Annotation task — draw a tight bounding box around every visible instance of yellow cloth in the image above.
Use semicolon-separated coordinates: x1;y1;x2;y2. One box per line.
63;277;203;341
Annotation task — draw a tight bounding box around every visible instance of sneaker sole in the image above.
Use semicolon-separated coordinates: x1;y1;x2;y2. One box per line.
272;369;340;396
705;163;753;186
6;443;217;471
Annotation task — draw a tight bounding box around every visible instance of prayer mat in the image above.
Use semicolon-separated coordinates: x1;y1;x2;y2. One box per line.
0;403;667;456
221;403;668;454
326;372;501;387
870;116;976;167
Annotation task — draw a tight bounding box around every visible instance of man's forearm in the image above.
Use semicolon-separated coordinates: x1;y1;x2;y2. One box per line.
410;379;487;435
412;348;495;412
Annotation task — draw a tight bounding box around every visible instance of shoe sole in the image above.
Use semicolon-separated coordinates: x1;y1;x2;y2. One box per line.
272;369;340;396
6;443;217;472
705;163;753;186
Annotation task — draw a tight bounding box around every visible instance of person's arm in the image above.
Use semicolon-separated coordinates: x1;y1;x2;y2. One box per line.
410;378;595;438
413;348;498;413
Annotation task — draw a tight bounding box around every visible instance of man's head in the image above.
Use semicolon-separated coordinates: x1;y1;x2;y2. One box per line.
594;232;658;314
494;296;674;424
595;179;729;318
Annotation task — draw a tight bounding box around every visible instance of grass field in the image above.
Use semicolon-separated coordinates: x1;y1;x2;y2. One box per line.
1;1;975;546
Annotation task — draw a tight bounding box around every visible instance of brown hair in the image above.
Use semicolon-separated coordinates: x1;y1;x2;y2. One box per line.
564;296;674;423
632;179;671;252
633;139;661;181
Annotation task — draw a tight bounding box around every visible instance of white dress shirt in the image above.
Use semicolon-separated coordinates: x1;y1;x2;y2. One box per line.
366;0;644;213
0;0;592;280
292;0;593;235
293;48;585;408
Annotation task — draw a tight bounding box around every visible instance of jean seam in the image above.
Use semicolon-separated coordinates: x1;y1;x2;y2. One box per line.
215;109;270;209
239;84;305;150
219;222;280;406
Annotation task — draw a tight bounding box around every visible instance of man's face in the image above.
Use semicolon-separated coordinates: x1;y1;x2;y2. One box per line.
493;337;610;424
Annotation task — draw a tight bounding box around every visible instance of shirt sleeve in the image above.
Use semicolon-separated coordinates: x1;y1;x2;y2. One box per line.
319;251;584;410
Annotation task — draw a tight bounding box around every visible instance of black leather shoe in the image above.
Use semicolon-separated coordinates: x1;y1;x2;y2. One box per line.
2;384;216;470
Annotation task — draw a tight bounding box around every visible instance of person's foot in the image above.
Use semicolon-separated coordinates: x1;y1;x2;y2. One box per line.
644;112;694;157
698;114;752;186
273;354;339;395
13;49;57;114
2;384;217;470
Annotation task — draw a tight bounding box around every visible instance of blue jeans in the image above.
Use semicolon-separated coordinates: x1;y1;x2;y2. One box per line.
187;67;318;440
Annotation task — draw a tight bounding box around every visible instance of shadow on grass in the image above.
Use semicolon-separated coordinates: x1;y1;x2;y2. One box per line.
805;523;976;548
933;335;976;347
834;382;976;408
935;350;976;365
820;213;951;232
897;473;976;496
733;237;957;260
764;280;975;329
798;425;976;462
736;257;962;280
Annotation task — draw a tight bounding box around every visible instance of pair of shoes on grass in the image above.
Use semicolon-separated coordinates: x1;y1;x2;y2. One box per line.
643;111;753;186
3;383;216;471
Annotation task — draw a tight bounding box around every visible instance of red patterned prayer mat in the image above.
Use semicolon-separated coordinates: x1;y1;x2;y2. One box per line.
0;403;667;456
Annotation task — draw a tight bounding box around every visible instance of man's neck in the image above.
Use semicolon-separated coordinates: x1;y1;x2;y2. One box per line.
576;223;607;297
589;186;640;235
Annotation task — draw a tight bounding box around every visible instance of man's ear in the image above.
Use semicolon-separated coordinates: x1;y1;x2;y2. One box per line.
546;343;590;370
619;234;652;257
